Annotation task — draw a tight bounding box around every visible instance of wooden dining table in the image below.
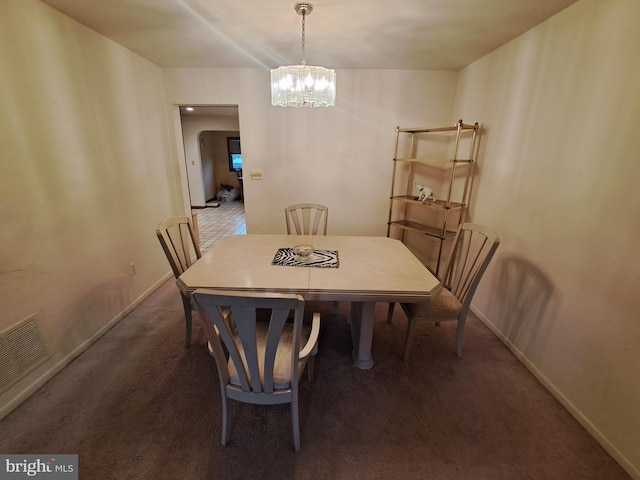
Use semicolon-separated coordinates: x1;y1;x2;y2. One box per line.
177;234;441;369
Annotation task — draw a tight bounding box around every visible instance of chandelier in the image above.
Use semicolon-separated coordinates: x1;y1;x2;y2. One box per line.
271;3;336;108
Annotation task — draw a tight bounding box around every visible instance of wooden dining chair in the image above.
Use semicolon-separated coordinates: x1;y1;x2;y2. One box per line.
285;203;328;235
193;290;321;452
156;216;201;347
388;223;500;359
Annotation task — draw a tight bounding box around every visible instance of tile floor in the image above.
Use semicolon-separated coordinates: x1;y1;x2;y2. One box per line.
192;201;246;253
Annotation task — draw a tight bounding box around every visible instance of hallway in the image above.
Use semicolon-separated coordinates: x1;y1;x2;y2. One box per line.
192;201;246;253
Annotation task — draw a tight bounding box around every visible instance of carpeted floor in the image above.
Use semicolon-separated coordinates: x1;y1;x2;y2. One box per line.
0;279;631;479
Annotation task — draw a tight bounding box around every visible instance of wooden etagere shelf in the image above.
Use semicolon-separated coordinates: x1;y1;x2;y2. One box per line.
387;119;480;275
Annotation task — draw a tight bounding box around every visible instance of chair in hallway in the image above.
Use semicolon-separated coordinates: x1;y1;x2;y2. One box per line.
388;223;500;359
156;216;201;347
193;290;321;452
285;203;328;235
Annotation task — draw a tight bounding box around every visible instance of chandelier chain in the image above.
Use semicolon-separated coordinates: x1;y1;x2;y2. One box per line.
301;9;306;65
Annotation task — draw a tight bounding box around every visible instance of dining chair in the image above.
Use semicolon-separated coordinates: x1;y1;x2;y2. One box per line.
193;290;321;452
388;223;500;359
284;203;337;315
156;216;201;347
285;203;328;235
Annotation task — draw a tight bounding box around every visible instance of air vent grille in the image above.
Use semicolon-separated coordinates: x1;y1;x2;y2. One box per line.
0;315;50;393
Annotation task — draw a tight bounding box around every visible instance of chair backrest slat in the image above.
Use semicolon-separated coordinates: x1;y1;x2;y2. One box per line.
262;308;290;393
223;306;257;392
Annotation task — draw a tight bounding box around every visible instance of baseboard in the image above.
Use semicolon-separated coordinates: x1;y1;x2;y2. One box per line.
471;305;640;480
0;272;173;421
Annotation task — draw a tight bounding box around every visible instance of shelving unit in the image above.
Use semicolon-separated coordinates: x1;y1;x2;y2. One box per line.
387;120;480;276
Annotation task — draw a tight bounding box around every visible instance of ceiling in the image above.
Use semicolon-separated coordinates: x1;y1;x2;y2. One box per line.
41;0;578;71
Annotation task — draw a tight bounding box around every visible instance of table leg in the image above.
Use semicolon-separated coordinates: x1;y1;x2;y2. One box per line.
349;302;375;370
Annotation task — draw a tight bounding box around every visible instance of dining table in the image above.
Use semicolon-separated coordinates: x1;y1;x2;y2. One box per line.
176;234;441;369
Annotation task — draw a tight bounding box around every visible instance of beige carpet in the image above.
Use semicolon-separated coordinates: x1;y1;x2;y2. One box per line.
0;280;631;479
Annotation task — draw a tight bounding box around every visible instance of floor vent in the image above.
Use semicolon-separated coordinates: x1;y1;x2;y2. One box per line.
0;315;50;394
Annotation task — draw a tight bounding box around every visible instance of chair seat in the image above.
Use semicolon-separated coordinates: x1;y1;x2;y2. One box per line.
403;288;461;321
228;323;312;390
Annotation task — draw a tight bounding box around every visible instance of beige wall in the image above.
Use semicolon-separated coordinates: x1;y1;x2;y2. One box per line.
0;0;184;415
163;68;458;235
453;0;640;476
2;0;638;477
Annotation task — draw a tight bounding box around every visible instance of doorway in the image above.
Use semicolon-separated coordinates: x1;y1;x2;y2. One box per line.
178;105;241;208
177;105;246;250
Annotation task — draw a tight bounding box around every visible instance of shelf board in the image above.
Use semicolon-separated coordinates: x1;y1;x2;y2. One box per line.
388;220;457;239
393;158;473;169
390;196;466;209
397;123;478;133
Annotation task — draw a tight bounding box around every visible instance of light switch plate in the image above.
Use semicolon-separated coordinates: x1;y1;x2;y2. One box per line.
249;169;263;180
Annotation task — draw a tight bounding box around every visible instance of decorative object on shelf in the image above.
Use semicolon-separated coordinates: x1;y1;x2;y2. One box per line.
413;182;436;203
271;2;336;108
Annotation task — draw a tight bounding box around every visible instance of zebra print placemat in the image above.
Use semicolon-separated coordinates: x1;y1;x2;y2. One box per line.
272;248;339;268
